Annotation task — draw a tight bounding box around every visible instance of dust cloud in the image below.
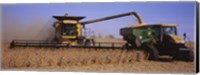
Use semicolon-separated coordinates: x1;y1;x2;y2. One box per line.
2;14;56;43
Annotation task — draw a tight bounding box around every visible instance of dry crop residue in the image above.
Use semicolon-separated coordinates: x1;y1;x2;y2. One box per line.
2;43;195;73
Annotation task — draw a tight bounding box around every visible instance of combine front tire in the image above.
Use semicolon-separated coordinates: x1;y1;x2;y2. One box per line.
85;39;91;46
84;39;95;46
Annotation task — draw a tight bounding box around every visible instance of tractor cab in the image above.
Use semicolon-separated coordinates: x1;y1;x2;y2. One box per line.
53;15;85;44
159;24;185;44
162;26;177;35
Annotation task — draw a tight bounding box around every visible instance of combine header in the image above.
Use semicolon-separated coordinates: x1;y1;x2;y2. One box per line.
10;11;194;61
10;40;124;49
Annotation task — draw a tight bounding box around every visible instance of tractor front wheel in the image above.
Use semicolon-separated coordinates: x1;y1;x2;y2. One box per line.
173;50;194;62
187;51;194;61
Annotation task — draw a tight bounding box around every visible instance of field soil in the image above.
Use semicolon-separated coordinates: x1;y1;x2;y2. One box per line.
1;40;196;73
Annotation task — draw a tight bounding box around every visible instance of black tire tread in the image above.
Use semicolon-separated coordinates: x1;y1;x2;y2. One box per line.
146;45;159;60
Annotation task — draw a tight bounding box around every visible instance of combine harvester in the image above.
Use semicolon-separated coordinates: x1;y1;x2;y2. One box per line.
10;11;142;49
10;11;194;61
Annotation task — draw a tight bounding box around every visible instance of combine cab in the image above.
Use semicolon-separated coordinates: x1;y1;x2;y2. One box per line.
52;16;86;45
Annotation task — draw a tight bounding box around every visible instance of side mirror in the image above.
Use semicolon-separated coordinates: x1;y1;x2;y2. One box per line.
183;33;186;40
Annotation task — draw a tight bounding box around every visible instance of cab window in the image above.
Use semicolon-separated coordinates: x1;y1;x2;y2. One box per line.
163;27;177;35
62;24;77;36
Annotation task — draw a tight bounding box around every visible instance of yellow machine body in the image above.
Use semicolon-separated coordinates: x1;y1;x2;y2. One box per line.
53;16;85;45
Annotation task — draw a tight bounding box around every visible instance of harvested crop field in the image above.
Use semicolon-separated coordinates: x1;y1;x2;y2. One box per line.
1;43;196;73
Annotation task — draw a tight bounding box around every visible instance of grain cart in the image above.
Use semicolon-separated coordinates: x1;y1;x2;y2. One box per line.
120;24;194;61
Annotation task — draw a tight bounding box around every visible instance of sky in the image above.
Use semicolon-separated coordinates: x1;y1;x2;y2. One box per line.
1;2;196;42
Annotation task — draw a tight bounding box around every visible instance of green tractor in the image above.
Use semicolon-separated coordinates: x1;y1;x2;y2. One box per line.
120;24;194;61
